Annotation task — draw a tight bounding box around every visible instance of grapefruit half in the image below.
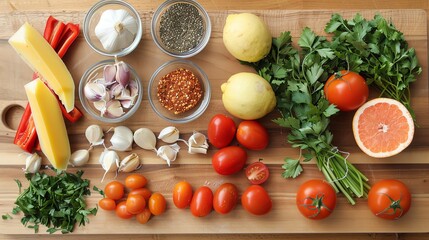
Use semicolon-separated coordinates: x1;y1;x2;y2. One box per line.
352;98;414;158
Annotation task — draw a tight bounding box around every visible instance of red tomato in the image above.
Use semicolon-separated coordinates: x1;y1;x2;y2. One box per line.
136;208;152;224
125;174;148;190
208;114;236;148
368;179;411;220
173;181;193;209
212;146;247;175
104;181;125;200
98;198;116;211
245;161;270;184
129;188;152;202
236;121;269;150
148;192;167;216
324;70;369;111
296;179;337;220
126;194;146;215
241;185;272;215
190;186;213;217
116;201;134;219
213;183;238;214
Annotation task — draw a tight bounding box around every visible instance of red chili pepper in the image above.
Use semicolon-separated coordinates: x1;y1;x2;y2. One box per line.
56;23;80;58
43;16;66;50
47;86;83;123
13;104;38;152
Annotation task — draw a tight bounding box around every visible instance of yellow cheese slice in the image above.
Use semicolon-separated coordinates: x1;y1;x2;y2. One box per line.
25;78;70;170
9;22;75;113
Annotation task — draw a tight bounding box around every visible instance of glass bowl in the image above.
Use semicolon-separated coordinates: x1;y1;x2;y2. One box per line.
83;0;143;57
148;59;211;123
79;59;143;123
150;0;211;58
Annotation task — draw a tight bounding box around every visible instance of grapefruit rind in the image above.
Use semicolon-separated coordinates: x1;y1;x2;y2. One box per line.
352;98;414;158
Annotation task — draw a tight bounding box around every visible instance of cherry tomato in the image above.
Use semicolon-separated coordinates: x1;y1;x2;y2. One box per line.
98;198;116;211
125;174;148;190
212;146;247;175
324;70;369;111
115;201;134;219
213;183;238;214
208;114;236;148
148;192;167;216
236;120;269;150
126;194;146;215
245;161;270;185
241;185;272;215
173;181;193;209
136;208;152;224
368;179;411;220
129;188;152;202
190;186;213;217
104;181;125;200
296;179;337;220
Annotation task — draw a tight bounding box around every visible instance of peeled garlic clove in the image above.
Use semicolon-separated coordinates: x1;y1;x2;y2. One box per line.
85;124;104;149
84;82;106;102
115;61;130;87
188;146;208;154
156;143;180;167
134;128;157;151
23;152;42;173
158;126;180;143
105;100;124;118
103;64;117;84
109;126;133;151
99;149;120;182
69;149;90;167
118;153;140;173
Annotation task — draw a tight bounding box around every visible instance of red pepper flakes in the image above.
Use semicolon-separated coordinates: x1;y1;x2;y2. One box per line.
157;68;203;114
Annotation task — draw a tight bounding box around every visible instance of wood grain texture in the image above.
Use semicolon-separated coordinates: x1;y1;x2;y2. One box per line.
0;1;428;239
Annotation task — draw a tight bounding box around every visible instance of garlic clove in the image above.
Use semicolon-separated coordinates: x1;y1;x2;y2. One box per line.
188;131;209;154
84;82;107;102
85;124;104;149
156;143;180;167
188;146;208;154
115;87;131;100
23;152;42;173
118;153;141;173
103;64;117;84
158;126;180;143
120;99;133;109
93;100;107;117
115;61;130;87
99;149;120;182
105;100;125;118
133;128;157;151
109;126;133;151
110;83;124;98
69;149;90;167
129;80;139;98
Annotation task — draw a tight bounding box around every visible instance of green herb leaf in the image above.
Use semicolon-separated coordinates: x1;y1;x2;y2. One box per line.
282;158;303;178
2;213;12;220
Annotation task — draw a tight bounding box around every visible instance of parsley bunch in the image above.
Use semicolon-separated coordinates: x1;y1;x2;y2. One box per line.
248;29;370;205
326;13;422;120
7;170;97;234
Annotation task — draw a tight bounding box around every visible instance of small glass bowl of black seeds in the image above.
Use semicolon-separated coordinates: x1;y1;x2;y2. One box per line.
151;0;211;58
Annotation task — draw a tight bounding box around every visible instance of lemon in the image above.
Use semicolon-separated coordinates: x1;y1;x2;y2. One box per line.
221;72;276;120
223;13;272;62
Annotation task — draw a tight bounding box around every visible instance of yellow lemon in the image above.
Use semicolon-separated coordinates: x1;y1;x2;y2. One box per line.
223;13;272;62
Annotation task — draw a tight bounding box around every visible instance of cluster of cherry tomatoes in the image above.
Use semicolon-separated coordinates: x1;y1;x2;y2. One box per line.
173;181;272;216
98;174;166;224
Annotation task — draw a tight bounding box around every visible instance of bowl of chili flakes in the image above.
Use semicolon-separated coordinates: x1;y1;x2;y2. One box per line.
148;59;211;123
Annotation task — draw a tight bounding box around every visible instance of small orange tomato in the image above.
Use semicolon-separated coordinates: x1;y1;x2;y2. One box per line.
173;181;193;209
104;181;125;200
148;192;166;216
99;198;116;211
129;188;152;202
136;208;152;224
116;201;134;219
125;174;148;190
126;194;146;215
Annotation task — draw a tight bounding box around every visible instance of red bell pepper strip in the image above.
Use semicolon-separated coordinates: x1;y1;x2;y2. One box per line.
43;16;66;50
56;23;80;59
13;105;38;152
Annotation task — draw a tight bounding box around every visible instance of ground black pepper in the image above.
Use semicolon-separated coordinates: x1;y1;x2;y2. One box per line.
159;3;204;53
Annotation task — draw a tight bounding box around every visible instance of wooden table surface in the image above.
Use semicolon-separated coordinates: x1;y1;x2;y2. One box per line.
1;0;429;239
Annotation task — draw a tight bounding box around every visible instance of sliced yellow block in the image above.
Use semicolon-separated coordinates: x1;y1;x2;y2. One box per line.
9;22;75;112
25;78;70;170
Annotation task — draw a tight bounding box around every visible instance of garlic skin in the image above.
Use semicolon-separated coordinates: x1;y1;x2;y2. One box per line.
95;9;138;53
85;124;104;149
156;143;180;167
158;126;180;143
134;128;157;151
99;149;120;182
118;153;141;173
69;149;90;167
109;126;133;151
188;131;209;154
23;152;42;173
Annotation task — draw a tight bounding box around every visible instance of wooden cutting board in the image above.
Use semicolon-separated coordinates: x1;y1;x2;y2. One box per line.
0;9;428;234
